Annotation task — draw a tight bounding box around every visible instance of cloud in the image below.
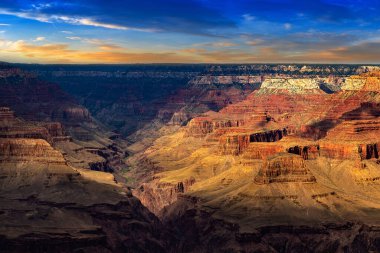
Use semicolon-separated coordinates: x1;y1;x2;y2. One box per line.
197;41;237;48
211;42;237;47
284;23;292;30
0;40;196;63
0;9;157;32
33;36;45;42
242;14;255;22
98;44;124;51
245;39;265;46
0;0;235;35
0;0;380;64
65;36;124;51
2;37;380;63
58;16;157;32
180;48;207;54
0;23;9;26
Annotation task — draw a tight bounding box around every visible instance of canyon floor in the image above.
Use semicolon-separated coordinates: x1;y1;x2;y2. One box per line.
1;63;380;252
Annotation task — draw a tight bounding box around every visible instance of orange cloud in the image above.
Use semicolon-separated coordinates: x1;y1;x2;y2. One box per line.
180;48;207;54
2;40;197;63
2;39;380;64
98;44;124;51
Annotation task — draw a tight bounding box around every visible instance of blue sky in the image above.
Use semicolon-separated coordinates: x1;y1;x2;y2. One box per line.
0;0;379;63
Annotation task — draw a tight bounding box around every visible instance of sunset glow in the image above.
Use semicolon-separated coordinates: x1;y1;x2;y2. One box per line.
1;0;380;63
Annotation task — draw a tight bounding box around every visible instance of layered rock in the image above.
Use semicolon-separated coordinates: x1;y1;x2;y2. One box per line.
287;145;320;160
51;106;91;122
189;75;263;87
186;117;245;137
319;142;362;160
0;107;69;144
250;128;288;142
254;153;317;184
0;107;15;122
0;116;170;253
0;138;66;164
243;143;284;159
219;134;250;155
4;63;380;252
359;143;380;160
341;71;380;91
219;129;288;155
135;178;196;215
259;78;323;94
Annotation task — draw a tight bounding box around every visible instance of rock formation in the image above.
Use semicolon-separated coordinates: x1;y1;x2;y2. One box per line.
254;153;317;183
127;68;380;252
260;78;322;94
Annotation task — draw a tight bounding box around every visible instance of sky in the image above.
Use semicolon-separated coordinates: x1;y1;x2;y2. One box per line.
0;0;380;64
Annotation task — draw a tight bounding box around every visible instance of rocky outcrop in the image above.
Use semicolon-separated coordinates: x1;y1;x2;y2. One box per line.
189;75;263;87
0;107;16;122
0;107;69;145
259;78;323;94
0;138;66;164
359;143;380;160
168;110;189;126
243;143;284;159
219;134;250;155
134;177;196;215
341;71;380;91
52;107;91;122
287;145;320;160
250;128;288;142
254;153;316;184
186;117;245;137
319;142;362;160
218;129;288;155
185;117;214;137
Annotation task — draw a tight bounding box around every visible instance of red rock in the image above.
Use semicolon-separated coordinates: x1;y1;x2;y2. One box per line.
219;134;250;155
358;143;380;160
186;117;245;137
243;143;284;159
218;129;288;155
287;145;320;160
254;153;316;184
319;142;361;160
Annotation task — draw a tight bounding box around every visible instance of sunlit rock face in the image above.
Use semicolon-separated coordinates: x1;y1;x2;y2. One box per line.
254;153;316;184
342;71;380;91
127;68;380;252
259;78;321;94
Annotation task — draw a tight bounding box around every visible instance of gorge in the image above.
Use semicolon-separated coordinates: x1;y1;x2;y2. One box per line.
1;63;380;252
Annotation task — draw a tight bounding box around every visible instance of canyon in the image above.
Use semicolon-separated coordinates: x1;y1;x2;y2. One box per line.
1;62;380;252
